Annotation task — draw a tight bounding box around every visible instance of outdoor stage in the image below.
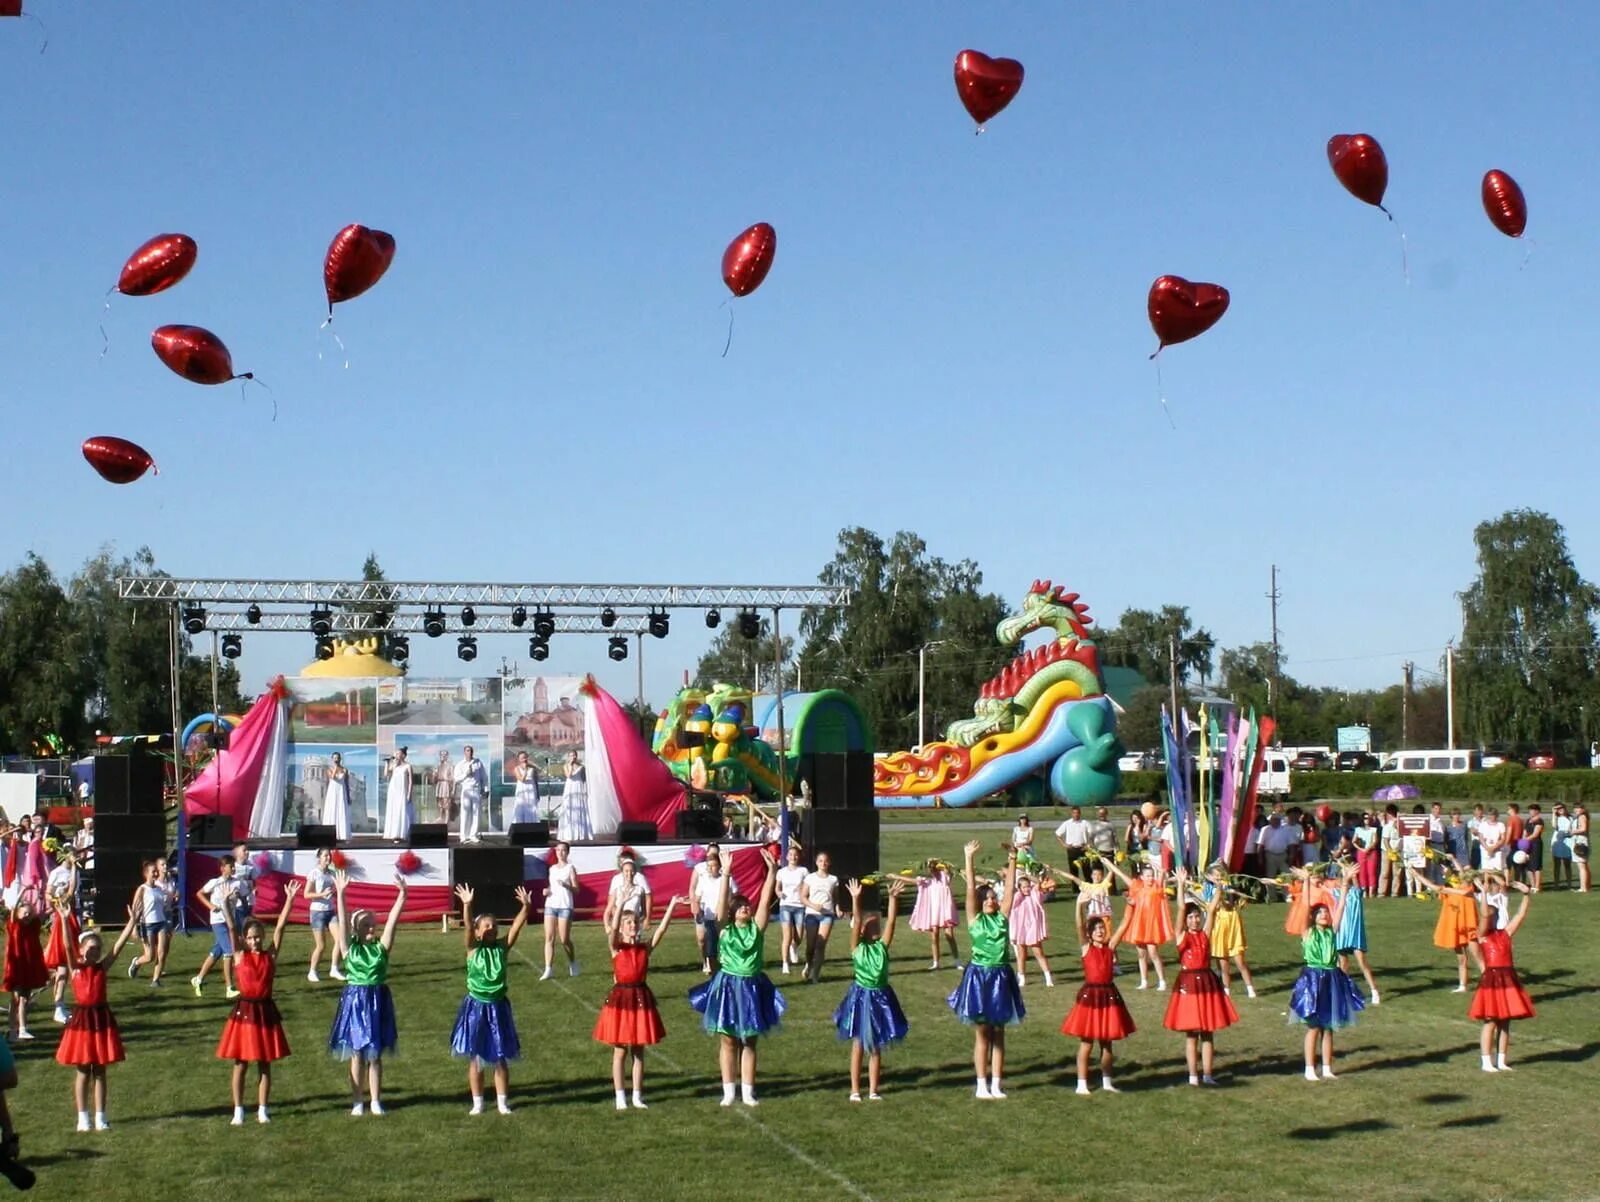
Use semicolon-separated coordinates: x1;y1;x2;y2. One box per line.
184;839;771;924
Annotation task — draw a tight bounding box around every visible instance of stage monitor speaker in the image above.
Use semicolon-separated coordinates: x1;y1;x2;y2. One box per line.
675;809;723;840
451;845;525;918
409;823;448;848
297;824;337;849
188;814;233;847
616;820;659;846
798;809;880;885
507;821;550;848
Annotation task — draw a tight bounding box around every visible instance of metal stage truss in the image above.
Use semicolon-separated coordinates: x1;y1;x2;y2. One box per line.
171;611;660;636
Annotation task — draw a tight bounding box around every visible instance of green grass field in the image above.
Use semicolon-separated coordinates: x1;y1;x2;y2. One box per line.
9;829;1595;1202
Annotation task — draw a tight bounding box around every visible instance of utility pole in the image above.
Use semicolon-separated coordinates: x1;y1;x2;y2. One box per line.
1402;660;1414;748
917;641;947;749
1445;642;1455;750
1168;631;1180;728
1267;565;1281;721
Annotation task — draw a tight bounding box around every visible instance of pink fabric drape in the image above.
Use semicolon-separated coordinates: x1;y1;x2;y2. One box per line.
183;678;286;830
581;677;686;837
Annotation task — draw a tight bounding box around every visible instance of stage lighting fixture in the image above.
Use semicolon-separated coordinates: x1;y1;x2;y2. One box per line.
511;606;527;628
457;634;478;662
314;635;334;661
245;604;262;625
533;608;556;639
705;608;721;629
423;609;446;638
461;605;477;627
181;604;206;635
220;634;242;659
529;636;550;662
738;609;761;639
309;605;333;637
600;606;617;628
648;608;669;639
389;635;410;662
607;635;628;661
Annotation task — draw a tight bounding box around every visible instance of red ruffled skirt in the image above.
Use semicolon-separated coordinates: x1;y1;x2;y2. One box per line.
43;912;79;972
1163;968;1240;1033
217;998;291;1062
592;982;665;1047
3;938;48;994
1061;983;1136;1042
1468;967;1535;1022
55;1004;124;1066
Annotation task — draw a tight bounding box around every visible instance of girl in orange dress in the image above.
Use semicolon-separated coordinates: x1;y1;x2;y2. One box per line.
1061;892;1135;1095
1280;867;1336;938
1408;862;1482;993
55;905;138;1132
1106;859;1170;991
1162;871;1239;1086
217;881;298;1125
1470;881;1534;1072
594;894;684;1110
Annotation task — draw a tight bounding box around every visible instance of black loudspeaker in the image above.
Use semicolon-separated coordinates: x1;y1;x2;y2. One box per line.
845;751;873;811
409;823;448;848
92;813;167;923
452;845;525;918
94;754;129;814
811;753;850;808
798;809;880;885
188;814;233;847
507;821;550;848
297;824;337;849
95;753;165;815
616;820;659;846
675;809;723;840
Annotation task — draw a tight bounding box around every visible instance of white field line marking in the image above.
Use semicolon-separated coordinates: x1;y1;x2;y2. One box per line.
514;947;878;1202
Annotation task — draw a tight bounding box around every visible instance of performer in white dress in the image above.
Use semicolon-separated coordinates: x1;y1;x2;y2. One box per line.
509;752;541;826
321;753;350;841
453;744;489;844
383;747;414;841
558;750;592;843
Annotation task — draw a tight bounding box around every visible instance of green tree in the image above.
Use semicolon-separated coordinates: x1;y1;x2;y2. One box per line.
693;618;794;693
1101;605;1215;688
345;552;401;662
0;554;91;752
1457;510;1600;753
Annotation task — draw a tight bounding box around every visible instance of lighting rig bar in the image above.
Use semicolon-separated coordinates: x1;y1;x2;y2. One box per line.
193;611;655;635
117;578;848;610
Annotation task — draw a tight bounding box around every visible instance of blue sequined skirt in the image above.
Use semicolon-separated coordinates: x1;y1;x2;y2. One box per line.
1289;966;1365;1029
450;995;520;1063
833;983;909;1051
687;971;786;1038
947;962;1025;1027
328;983;397;1059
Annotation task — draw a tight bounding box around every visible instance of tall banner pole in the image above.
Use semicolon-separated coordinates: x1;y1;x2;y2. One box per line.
170;602;189;934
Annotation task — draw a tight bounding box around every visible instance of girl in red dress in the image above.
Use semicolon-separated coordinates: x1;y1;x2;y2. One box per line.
1470;880;1535;1073
217;880;298;1125
593;894;685;1111
1061;891;1136;1095
55;905;138;1133
4;888;49;1041
42;855;80;1026
1162;870;1239;1086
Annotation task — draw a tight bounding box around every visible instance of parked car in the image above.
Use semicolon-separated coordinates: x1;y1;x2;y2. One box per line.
1291;750;1331;772
1335;751;1379;772
1117;750;1157;772
1480;747;1511;769
1527;750;1558;771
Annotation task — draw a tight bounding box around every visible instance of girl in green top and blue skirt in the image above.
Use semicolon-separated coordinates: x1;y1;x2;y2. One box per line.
1289;868;1365;1082
450;883;534;1115
833;878;910;1102
328;871;407;1116
947;840;1024;1099
688;847;784;1107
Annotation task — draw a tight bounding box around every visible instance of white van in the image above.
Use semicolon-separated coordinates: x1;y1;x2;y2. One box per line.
1257;751;1291;796
1379;749;1480;775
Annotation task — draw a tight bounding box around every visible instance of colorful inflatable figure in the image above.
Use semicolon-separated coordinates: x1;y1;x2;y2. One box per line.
653;685;785;798
874;579;1122;808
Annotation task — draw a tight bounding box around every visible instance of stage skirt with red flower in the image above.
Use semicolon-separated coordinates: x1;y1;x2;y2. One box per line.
217;998;291;1063
3;917;48;994
56;1004;124;1066
1163;968;1240;1033
42;909;79;972
1469;967;1536;1022
1061;983;1136;1042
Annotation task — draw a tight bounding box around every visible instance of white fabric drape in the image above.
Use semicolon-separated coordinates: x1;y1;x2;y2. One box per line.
582;693;622;836
247;698;290;839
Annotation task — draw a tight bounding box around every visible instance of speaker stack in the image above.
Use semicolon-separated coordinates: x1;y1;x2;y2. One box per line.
93;752;165;815
409;823;449;849
451;845;526;918
507;822;550;848
92;812;168;923
797;807;880;885
616;820;659;846
188;814;234;847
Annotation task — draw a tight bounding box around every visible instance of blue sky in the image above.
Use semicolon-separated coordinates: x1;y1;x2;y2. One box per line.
3;3;1595;714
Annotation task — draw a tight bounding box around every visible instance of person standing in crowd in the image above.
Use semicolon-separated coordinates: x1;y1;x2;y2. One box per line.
231;843;258;932
508;752;539;827
127;861;172;987
454;746;489;844
191;856;241;999
305;847;342;983
540;841;580;981
1427;803;1448;884
383;748;414;841
559;751;591;843
802;852;842;983
1467;804;1486;868
43;852;81;1025
1352;812;1379;896
1010;814;1036;864
1522;805;1545;893
1478;808;1508;874
775;845;808;975
603;851;652;932
947;840;1024;1100
1053;807;1090;879
434;750;456;827
1504;805;1526;871
1550;804;1573;889
689;845;727;976
1089;808;1119;878
1259;813;1296;885
1573;804;1591;893
1377;806;1404;897
322;754;351;842
1446;810;1471;871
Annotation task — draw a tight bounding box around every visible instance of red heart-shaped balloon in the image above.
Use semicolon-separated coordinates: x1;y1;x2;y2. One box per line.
117;233;198;297
1148;276;1230;350
1481;169;1527;238
324;223;397;311
954;50;1024;127
82;436;157;484
1327;133;1388;208
151;325;249;385
722;222;776;298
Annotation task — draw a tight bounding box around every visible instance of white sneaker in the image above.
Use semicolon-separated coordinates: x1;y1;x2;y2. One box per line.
53;1007;69;1024
93;1117;111;1132
1074;1081;1091;1096
781;963;790;974
1496;1061;1513;1072
369;1101;386;1116
569;961;580;977
867;1093;882;1101
14;1030;32;1041
1304;1067;1318;1082
989;1083;1006;1099
1320;1067;1337;1081
1201;1075;1218;1087
615;1096;628;1111
741;1095;759;1108
539;967;554;981
257;1109;270;1124
1370;989;1381;1005
351;1103;365;1117
497;1100;513;1114
307;970;320;983
1101;1080;1120;1093
849;1093;862;1103
1452;985;1469;993
330;967;346;981
1156;980;1168;992
1137;980;1149;990
230;1112;244;1127
75;1115;90;1132
975;1083;992;1099
630;1095;647;1110
1246;986;1257;998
